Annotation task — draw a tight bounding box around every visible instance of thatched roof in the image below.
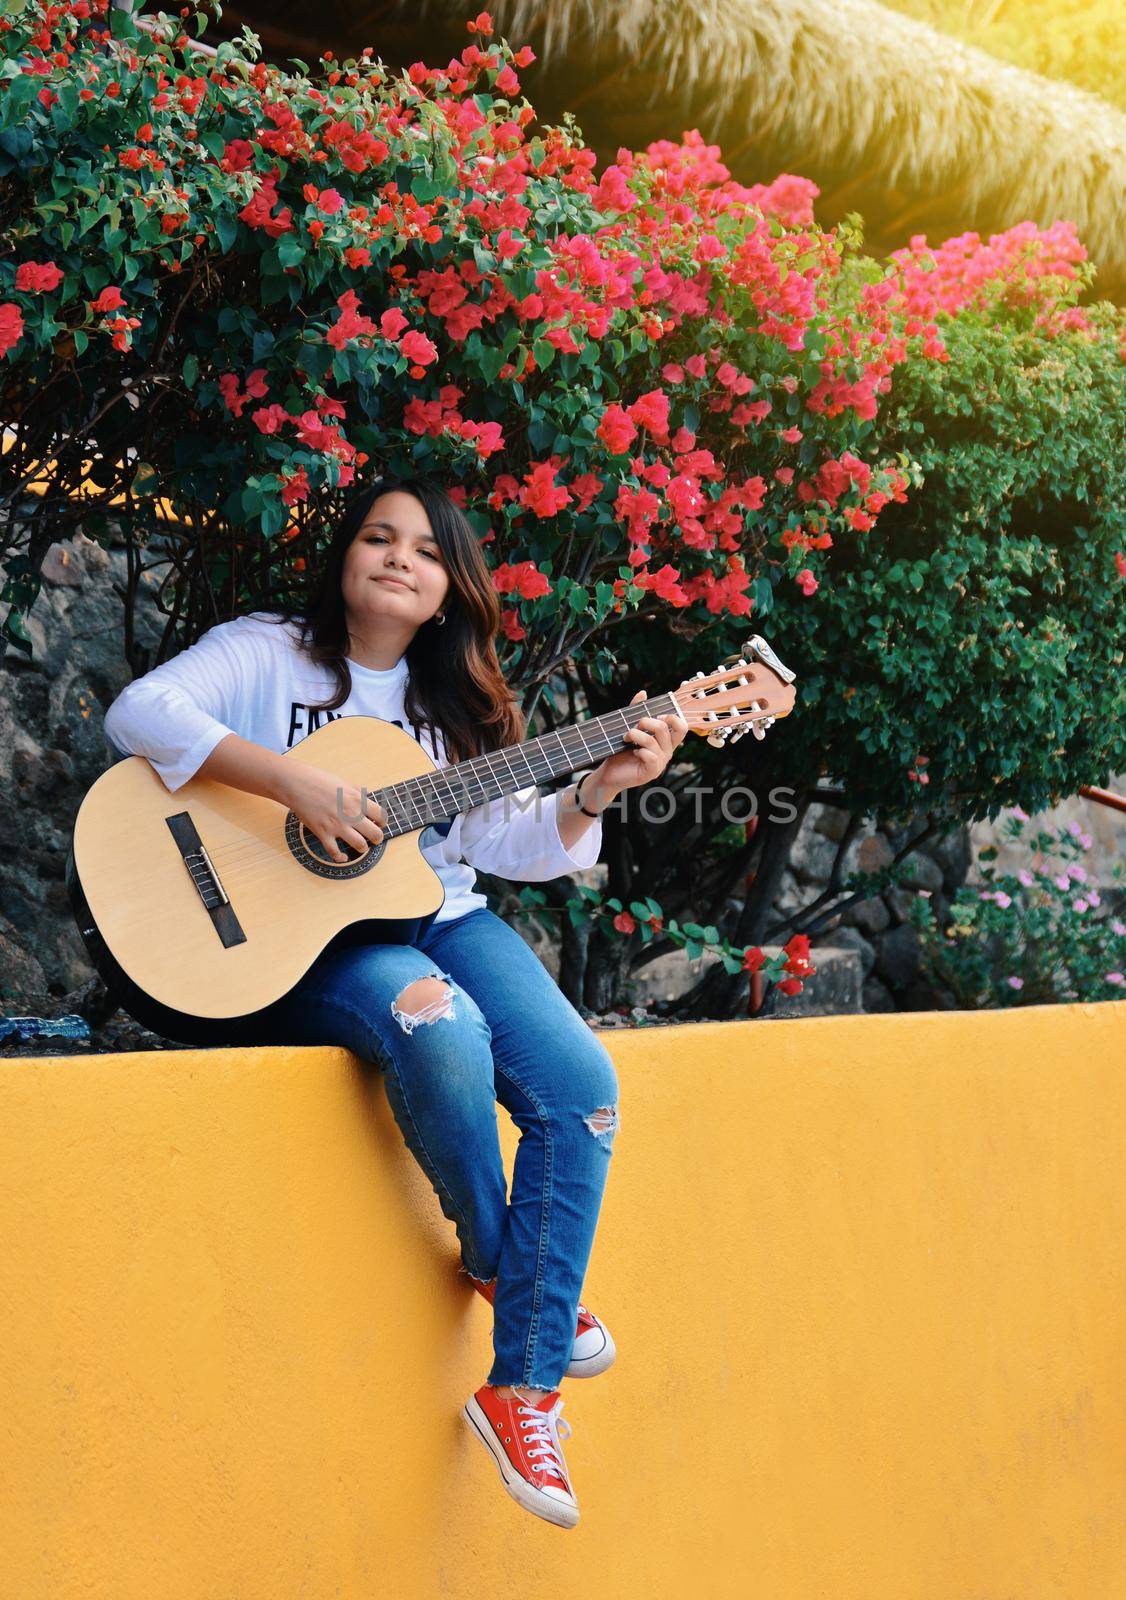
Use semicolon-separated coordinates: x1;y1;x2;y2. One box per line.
210;0;1126;298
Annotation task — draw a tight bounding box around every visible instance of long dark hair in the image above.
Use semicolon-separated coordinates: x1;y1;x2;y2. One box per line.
265;476;525;763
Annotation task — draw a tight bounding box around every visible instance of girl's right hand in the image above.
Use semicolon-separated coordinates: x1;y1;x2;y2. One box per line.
278;763;387;864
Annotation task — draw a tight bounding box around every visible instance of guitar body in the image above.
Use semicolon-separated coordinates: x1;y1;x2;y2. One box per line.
68;716;447;1029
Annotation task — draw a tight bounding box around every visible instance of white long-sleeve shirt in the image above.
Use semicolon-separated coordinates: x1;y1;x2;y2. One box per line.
102;610;601;925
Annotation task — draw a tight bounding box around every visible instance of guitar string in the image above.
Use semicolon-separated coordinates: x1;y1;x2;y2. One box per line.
198;705;640;867
194;696;682;875
199;703;674;890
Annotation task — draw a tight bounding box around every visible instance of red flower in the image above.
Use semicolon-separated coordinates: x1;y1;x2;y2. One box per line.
613;911;637;935
742;945;766;975
627;388;671;443
218;373;245;416
316;187;345;215
221;139;255;173
399;329;438;366
281;467;310;505
1115;552;1126;579
499;607;525;641
15;261;63;293
344;246;372;269
252;404;288;435
777;977;804;996
595;403;637;455
518;461;571;519
380;307;409;340
90;287;125;313
796;568;818;596
0;303;24;359
493;560;552;599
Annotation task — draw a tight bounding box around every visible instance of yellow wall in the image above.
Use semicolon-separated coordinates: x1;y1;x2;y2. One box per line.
2;1002;1125;1599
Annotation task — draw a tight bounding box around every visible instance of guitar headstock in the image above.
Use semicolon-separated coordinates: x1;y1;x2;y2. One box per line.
674;635;798;748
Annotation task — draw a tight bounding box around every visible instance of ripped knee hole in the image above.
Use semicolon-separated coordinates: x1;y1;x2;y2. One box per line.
391;976;456;1034
584;1104;620;1142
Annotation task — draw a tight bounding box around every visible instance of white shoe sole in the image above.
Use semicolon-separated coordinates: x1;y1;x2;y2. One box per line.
461;1396;580;1529
565;1321;617;1379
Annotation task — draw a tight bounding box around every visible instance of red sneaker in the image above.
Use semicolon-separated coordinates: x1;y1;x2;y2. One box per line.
467;1275;616;1379
462;1383;579;1528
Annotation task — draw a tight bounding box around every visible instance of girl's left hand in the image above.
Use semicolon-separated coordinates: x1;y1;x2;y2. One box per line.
590;690;690;798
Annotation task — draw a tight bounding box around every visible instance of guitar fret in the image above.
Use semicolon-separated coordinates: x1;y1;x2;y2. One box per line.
375;692;680;840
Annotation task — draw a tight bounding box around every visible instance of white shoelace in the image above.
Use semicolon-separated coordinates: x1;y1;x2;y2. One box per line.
518;1400;572;1482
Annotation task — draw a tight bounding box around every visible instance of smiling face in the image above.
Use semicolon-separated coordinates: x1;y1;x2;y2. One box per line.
340;489;451;658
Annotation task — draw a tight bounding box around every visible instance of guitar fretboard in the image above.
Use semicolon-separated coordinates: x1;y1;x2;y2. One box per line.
370;693;680;838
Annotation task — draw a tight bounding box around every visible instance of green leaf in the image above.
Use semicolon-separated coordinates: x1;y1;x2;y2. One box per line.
276;232;305;269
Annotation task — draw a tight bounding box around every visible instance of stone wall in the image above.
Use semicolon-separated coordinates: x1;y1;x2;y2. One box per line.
1;533;1121;1037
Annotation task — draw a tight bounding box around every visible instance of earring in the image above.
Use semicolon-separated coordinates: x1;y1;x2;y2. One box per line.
435;611;447;627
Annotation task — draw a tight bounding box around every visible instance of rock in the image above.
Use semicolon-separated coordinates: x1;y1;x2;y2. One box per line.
41;542;85;589
773;865;806;917
898;977;958;1012
812;802;850;842
861;975;897;1013
886;887;932;924
830;925;876;981
845;830;894;877
873;924;922;988
790;825;840;885
630;947;718;1005
0;917;47;1002
925;827;973;894
847;896;891;936
900;850;944;892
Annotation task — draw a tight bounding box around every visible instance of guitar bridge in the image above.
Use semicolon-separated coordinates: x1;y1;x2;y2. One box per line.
165;812;247;948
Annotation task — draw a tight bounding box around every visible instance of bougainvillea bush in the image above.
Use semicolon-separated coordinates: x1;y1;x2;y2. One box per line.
1;0;923;666
1;1;1122;1016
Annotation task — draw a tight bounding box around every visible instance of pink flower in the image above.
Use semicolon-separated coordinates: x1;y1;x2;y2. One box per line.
1005;976;1024;990
993;892;1012;909
1018;869;1034;887
1105;973;1125;987
1054;874;1070;891
796;568;818;596
0;303;24;359
780;427;803;444
1010;805;1030;821
316;188;345;215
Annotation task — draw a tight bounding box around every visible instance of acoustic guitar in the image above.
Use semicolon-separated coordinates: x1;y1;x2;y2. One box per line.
67;634;796;1024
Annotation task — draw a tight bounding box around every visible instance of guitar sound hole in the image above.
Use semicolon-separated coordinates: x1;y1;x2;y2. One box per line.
302;827;367;864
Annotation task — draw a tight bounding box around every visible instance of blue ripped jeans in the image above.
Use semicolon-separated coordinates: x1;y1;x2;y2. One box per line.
250;907;620;1391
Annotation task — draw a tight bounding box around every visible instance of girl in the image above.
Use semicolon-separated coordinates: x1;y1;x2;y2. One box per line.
101;475;688;1529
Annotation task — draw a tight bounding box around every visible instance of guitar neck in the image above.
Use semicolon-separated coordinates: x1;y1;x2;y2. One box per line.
371;692;679;838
